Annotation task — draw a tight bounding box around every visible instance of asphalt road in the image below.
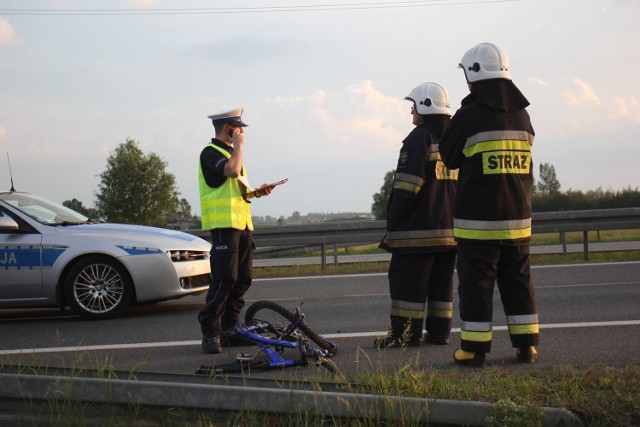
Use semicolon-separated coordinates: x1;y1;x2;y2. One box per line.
1;261;639;381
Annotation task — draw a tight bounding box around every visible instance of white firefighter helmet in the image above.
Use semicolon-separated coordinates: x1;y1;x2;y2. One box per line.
459;42;512;83
404;82;451;115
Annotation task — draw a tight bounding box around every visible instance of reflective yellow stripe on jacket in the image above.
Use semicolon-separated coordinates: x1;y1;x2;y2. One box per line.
429;146;459;180
454;218;531;240
394;172;424;194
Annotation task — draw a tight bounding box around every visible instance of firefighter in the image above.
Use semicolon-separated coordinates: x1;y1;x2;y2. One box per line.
375;82;458;349
439;42;539;367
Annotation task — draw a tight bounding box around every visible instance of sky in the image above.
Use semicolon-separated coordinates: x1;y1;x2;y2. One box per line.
1;0;639;219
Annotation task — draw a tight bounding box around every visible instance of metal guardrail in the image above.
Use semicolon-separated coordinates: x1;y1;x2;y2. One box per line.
189;207;640;265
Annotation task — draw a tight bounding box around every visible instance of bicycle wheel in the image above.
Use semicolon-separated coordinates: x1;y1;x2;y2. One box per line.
244;300;337;354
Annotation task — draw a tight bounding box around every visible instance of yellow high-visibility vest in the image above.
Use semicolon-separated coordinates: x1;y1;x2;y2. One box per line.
199;143;253;231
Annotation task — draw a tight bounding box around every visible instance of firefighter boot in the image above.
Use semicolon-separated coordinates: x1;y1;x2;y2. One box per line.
454;349;486;367
516;346;538;363
374;320;421;349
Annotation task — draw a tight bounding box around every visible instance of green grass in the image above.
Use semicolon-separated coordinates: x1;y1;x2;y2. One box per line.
346;364;640;427
254;250;640;279
202;365;640;427
4;363;638;426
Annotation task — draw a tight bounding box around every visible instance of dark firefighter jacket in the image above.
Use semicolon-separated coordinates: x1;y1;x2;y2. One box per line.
380;115;458;254
439;79;535;243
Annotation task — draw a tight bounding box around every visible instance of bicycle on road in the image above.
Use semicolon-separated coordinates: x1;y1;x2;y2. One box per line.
197;300;339;375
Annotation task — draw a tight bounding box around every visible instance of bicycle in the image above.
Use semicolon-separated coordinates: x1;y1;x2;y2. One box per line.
196;300;339;375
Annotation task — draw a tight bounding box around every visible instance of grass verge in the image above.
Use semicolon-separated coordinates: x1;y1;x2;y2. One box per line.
254;250;640;279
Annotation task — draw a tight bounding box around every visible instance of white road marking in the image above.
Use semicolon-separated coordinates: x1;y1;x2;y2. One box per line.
1;319;638;356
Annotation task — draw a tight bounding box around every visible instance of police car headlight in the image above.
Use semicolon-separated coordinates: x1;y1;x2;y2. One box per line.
166;250;209;262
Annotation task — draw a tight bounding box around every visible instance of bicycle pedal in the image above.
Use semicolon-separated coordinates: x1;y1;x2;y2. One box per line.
235;353;255;362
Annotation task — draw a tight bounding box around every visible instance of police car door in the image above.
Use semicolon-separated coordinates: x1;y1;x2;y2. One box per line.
0;208;44;303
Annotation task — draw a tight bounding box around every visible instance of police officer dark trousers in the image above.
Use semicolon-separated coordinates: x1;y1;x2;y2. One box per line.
375;82;458;349
198;227;253;340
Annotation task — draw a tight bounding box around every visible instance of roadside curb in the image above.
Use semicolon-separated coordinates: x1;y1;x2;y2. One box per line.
0;372;582;426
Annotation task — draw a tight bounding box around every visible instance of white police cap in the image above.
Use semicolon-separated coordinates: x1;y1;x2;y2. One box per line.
207;107;248;127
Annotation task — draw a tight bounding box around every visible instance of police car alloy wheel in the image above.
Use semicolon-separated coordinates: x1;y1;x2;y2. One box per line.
64;255;134;320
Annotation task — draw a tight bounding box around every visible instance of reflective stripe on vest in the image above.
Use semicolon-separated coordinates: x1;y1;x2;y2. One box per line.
199;144;254;231
453;217;531;240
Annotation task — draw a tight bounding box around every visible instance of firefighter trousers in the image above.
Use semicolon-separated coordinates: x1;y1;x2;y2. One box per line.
388;251;456;341
198;227;254;337
456;241;539;353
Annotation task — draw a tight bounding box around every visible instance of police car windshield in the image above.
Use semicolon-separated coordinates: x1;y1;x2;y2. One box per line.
0;192;89;226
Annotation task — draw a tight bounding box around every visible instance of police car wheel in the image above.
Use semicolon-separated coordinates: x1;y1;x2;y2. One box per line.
63;255;133;320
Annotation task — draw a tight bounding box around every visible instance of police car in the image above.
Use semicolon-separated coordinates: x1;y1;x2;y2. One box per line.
0;191;211;319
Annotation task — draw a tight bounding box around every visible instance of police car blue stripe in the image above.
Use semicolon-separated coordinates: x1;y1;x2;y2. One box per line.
1;246;66;270
116;245;163;255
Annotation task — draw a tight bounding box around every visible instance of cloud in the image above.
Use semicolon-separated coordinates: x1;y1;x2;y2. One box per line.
288;81;405;147
0;17;20;49
0;127;6;138
527;77;548;86
611;96;640;123
265;81;405;143
564;77;601;106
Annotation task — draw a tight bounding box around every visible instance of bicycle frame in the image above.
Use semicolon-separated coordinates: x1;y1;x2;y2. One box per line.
234;315;334;369
235;324;306;368
196;301;338;375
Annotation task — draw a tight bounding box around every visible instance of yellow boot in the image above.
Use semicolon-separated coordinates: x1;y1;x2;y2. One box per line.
454;349;486;367
516;346;538;363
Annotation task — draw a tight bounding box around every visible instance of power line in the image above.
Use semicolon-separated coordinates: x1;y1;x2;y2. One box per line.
0;0;524;16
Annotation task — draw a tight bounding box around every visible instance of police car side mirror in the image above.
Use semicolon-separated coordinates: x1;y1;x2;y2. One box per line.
0;215;19;231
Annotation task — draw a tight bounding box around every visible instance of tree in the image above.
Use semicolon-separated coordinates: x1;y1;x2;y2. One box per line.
535;163;561;195
176;198;192;219
371;170;395;220
63;198;99;219
95;139;179;226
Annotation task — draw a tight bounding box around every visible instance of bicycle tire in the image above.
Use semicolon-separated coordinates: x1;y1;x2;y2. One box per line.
244;300;337;354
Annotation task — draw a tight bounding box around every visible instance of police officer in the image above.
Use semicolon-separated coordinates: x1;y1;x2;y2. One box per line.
439;43;539;367
375;82;458;349
197;107;274;354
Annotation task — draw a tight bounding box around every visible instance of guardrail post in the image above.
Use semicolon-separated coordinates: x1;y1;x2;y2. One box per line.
333;244;338;267
321;243;326;271
583;231;589;262
560;232;567;255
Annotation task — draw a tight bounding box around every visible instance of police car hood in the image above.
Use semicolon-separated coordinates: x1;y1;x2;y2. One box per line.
56;223;210;250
